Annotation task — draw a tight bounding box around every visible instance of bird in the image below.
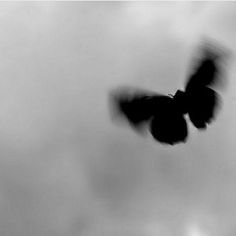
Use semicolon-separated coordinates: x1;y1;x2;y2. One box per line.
109;40;231;145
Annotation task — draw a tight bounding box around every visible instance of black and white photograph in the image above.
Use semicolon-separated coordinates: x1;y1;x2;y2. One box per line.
0;2;235;236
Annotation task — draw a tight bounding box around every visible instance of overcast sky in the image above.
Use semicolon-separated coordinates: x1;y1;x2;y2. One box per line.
0;2;236;236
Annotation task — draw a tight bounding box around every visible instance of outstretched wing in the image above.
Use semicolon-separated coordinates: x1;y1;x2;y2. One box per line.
184;40;229;129
187;87;221;129
109;86;171;128
185;42;223;91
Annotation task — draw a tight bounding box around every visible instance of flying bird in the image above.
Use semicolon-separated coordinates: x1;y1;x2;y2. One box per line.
109;40;231;145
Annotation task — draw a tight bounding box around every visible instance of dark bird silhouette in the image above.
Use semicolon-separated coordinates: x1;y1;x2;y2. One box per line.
109;40;231;145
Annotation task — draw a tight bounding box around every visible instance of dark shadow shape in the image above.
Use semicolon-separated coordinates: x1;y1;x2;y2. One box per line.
109;39;231;145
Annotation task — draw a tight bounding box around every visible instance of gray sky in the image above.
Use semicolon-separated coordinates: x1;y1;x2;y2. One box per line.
0;2;236;236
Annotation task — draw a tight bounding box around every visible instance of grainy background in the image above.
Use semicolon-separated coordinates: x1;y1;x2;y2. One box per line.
0;2;235;236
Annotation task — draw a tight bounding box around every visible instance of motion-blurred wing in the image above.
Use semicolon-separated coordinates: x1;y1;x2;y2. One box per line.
184;40;229;129
109;87;170;128
187;87;220;129
185;43;222;91
150;109;188;145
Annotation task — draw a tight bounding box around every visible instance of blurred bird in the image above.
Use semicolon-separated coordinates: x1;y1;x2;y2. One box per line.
109;39;231;145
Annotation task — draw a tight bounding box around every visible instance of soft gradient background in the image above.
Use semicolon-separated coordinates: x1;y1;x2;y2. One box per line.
0;2;235;236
